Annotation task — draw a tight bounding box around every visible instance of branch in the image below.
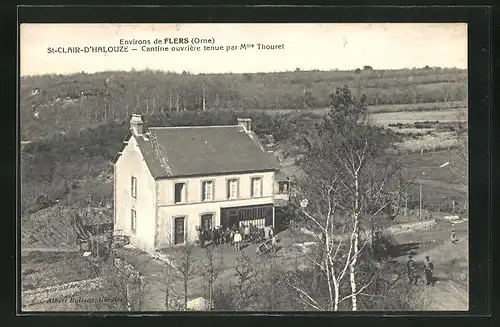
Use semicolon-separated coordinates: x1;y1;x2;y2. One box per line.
280;276;325;311
339;279;373;303
302;209;328;235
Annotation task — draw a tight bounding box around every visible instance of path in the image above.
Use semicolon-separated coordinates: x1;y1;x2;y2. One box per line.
415;178;467;193
391;219;468;311
115;235;307;311
21;247;80;254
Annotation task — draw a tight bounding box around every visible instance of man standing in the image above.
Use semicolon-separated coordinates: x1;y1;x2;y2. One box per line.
244;224;250;242
233;230;242;251
406;255;417;285
451;223;458;244
424;256;434;286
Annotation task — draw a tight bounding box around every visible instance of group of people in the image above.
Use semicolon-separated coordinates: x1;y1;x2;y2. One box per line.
407;255;435;286
196;224;275;252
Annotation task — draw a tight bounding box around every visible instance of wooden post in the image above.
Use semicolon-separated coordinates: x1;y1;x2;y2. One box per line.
405;192;408;220
202;85;206;111
419;183;422;220
96;227;99;258
272;206;276;230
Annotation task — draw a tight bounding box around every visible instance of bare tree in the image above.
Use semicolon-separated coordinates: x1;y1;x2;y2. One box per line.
201;246;222;310
158;261;179;310
175;245;197;310
105;257;146;311
234;253;255;310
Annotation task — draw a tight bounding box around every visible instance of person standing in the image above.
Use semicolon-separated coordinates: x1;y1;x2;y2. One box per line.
213;226;220;246
424;256;434;286
268;227;274;240
244;224;250;242
451;223;458;244
233;230;242;251
406;255;417;285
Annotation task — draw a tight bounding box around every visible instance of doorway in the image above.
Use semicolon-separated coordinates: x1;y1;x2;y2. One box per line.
201;214;214;233
174;217;185;245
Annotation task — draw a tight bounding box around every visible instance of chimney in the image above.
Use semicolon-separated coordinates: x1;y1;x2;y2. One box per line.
237;118;252;133
130;114;144;136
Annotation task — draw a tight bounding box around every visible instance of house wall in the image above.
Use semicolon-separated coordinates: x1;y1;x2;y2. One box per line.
155;171;275;248
114;135;157;254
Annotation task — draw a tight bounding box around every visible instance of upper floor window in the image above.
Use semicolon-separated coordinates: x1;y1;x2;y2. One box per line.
202;180;214;201
278;181;289;194
174;182;186;204
251;177;262;198
131;176;137;198
227;179;239;200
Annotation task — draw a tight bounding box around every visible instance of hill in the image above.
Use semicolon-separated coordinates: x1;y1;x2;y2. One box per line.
20;67;467;141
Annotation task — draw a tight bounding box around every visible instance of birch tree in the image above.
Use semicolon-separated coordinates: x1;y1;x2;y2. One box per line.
287;85;402;311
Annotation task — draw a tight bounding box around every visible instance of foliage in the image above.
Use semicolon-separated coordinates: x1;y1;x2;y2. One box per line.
20;68;466;140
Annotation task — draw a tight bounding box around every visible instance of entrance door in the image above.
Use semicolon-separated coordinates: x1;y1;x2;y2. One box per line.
201;214;213;233
174;217;185;245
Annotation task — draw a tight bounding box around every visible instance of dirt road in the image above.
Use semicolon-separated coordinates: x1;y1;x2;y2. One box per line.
391;219;468;311
117;218;467;311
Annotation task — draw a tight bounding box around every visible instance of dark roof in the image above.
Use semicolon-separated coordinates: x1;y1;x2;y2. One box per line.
124;125;281;179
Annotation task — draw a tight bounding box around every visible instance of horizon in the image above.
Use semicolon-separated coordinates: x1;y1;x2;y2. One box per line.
20;65;467;79
20;23;467;76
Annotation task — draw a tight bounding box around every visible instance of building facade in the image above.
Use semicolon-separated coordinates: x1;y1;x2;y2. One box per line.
113;115;289;254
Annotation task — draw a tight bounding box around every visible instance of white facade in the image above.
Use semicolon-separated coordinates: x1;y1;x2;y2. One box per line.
115;134;281;254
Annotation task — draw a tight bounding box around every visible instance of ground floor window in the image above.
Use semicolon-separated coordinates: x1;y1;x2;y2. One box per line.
221;204;273;230
131;209;137;233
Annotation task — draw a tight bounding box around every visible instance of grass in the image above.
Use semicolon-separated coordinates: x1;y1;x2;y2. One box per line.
368;108;465;126
21;252;103;290
368;101;465;114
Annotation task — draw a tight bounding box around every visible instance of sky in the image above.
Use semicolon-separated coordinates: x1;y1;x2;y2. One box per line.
20;23;467;76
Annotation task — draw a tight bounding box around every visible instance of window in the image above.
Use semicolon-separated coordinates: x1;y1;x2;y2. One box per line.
278;181;289;194
251;177;262;197
131;209;137;233
174;183;186;203
227;179;238;199
202;181;214;201
131;176;137;198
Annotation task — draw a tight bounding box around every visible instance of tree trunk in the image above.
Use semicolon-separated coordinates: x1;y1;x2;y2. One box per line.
350;171;360;311
184;278;188;310
208;282;213;310
126;282;131;311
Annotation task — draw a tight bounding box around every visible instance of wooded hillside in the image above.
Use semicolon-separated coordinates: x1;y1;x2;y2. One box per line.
20;67;467;140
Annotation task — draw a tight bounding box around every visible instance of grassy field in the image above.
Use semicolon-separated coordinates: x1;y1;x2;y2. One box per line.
21;251;102;290
369;108;465;126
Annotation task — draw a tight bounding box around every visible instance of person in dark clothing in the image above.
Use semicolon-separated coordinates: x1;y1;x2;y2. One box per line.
213;227;220;246
424;256;434;286
407;255;417;285
217;227;223;245
210;228;215;245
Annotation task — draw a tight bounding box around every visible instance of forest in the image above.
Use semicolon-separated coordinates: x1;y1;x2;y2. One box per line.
20;67;466;141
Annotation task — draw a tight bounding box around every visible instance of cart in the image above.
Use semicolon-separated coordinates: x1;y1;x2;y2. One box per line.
256;239;276;255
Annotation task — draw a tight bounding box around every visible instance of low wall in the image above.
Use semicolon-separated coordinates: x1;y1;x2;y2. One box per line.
385;220;437;236
298;219;437;242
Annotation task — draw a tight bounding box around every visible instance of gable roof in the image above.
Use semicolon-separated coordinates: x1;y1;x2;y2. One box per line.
116;125;281;179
